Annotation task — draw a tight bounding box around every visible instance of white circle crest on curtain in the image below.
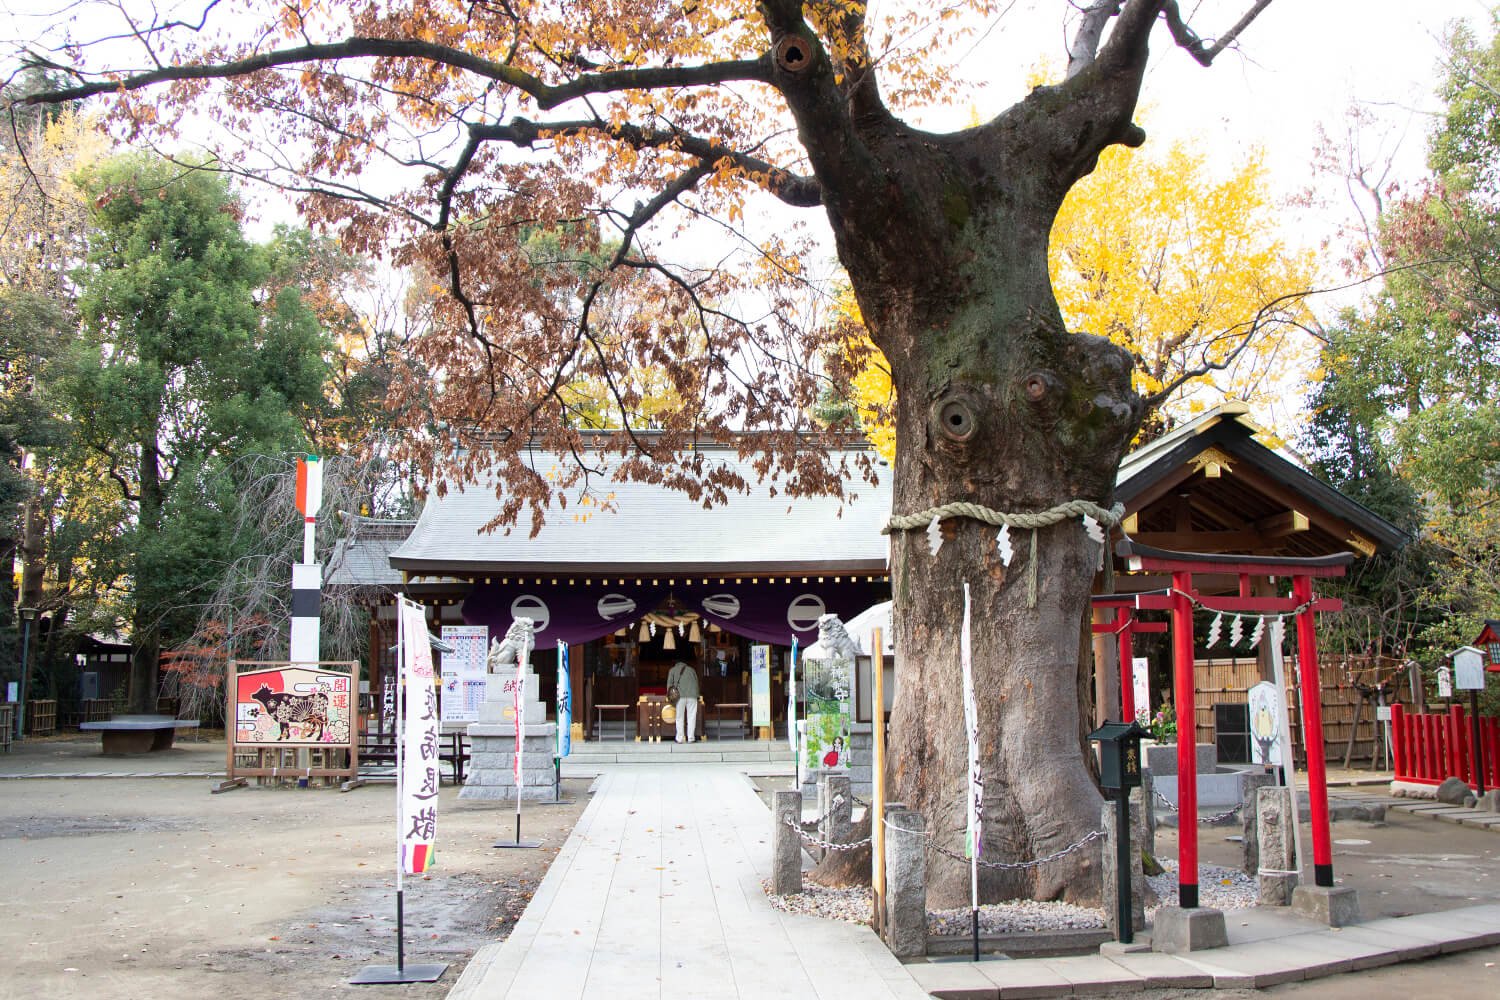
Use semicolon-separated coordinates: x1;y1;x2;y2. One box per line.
787;594;826;633
511;595;551;633
703;594;741;620
597;594;636;621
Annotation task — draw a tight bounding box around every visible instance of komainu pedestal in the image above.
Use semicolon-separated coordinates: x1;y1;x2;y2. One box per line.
459;657;558;802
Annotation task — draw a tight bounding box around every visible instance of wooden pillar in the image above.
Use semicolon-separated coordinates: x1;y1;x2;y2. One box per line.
1092;605;1118;727
1252;576;1278;683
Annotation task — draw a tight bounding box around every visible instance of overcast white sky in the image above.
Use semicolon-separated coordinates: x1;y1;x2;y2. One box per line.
3;0;1491;316
3;0;1483;224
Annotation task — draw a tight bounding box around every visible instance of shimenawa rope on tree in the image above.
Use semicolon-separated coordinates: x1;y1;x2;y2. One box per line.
884;500;1125;606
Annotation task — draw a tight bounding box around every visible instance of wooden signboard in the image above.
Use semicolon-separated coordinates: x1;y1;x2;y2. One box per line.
216;660;361;792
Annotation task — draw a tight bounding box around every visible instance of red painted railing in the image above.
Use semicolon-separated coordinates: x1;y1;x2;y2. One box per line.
1390;704;1500;789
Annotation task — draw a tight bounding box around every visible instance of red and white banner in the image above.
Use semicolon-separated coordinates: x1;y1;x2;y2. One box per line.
512;656;524;788
400;598;438;874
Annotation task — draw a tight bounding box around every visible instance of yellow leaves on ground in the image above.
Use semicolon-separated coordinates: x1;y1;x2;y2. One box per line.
1049;142;1318;420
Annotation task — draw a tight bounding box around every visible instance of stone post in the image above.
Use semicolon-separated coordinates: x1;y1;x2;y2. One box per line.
1239;771;1276;876
1140;770;1157;845
772;790;803;896
883;805;927;959
1101;798;1146;936
1256;785;1297;906
820;774;853;858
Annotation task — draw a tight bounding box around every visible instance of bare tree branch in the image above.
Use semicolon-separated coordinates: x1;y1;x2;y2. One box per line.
1160;0;1276;67
15;37;772;114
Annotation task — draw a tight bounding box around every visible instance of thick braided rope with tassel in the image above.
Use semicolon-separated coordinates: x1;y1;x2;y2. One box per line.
884;499;1125;606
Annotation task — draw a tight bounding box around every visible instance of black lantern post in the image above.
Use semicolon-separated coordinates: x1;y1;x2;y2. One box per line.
1089;719;1148;944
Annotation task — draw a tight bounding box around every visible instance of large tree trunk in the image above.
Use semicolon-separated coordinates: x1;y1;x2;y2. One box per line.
825;109;1144;906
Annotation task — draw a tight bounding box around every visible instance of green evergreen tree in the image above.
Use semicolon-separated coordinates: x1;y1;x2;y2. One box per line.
64;155;330;711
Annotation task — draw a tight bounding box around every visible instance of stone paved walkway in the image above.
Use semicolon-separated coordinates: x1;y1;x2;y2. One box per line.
447;764;927;1000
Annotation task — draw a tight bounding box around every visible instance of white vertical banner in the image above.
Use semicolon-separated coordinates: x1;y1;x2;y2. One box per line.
961;583;982;908
400;598;438;874
1131;657;1150;722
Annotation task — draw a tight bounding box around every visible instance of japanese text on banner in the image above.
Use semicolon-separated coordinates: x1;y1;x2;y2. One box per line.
400;600;438;874
557;641;571;758
961;583;982;867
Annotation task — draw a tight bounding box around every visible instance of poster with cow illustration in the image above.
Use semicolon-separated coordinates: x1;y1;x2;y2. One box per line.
234;666;354;747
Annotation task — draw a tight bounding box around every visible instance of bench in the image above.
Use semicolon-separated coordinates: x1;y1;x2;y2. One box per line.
357;730;470;784
80;715;201;754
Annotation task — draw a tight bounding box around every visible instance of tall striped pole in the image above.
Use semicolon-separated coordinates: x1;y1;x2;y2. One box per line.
290;455;322;663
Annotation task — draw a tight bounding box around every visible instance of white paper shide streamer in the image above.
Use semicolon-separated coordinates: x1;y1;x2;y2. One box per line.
960;583;983;908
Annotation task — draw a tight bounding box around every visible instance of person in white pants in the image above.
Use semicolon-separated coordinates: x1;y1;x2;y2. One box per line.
667;659;700;743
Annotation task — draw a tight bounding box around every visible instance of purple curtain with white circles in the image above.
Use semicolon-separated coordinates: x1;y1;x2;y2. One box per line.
461;577;887;647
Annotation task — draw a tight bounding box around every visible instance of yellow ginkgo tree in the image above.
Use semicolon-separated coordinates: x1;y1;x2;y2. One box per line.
841;137;1317;460
1050;140;1318;420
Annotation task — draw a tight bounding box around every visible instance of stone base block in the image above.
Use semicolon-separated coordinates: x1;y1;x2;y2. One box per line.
457;783;561;801
1151;907;1228;953
1258;872;1298;907
461;725;560;801
1292;885;1360;927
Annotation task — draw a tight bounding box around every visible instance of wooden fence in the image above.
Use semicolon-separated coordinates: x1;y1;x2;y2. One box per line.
26;699;56;736
1187;655;1407;768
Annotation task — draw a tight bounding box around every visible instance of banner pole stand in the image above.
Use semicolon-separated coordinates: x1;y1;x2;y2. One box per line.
495;623;542;849
550;756;575;805
353;599;446;985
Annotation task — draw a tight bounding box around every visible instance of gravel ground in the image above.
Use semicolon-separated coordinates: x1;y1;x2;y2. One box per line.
763;858;1257;936
761;878;873;925
1146;858;1258;916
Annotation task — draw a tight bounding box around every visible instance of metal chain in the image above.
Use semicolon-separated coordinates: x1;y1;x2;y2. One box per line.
1151;788;1241;825
783;817;872;852
883;818;1107;871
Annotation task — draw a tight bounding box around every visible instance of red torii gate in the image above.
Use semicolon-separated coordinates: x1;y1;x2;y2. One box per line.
1092;600;1168;723
1097;541;1351;909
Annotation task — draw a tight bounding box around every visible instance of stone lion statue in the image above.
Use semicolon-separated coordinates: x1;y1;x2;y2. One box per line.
816;614;858;663
482;617;535;703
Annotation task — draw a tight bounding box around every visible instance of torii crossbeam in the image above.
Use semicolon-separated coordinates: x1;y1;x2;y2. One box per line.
1101;541;1351;909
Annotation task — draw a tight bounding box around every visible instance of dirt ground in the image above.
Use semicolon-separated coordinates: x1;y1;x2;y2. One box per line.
0;739;591;1000
9;740;1500;999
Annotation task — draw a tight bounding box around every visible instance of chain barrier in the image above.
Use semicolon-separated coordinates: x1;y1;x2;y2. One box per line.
882;817;1107;871
1151;787;1241;825
783;816;872;853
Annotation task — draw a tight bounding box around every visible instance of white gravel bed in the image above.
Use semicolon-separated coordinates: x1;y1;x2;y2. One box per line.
764;860;1258;934
761;878;872;925
1146;858;1257;915
760;879;1109;935
928;899;1106;936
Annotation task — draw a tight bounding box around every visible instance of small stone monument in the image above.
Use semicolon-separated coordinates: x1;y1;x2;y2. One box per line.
1255;785;1298;905
460;619;559;801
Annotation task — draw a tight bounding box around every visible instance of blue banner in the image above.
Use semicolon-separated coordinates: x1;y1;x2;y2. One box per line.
557;640;572;758
788;636;798;753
